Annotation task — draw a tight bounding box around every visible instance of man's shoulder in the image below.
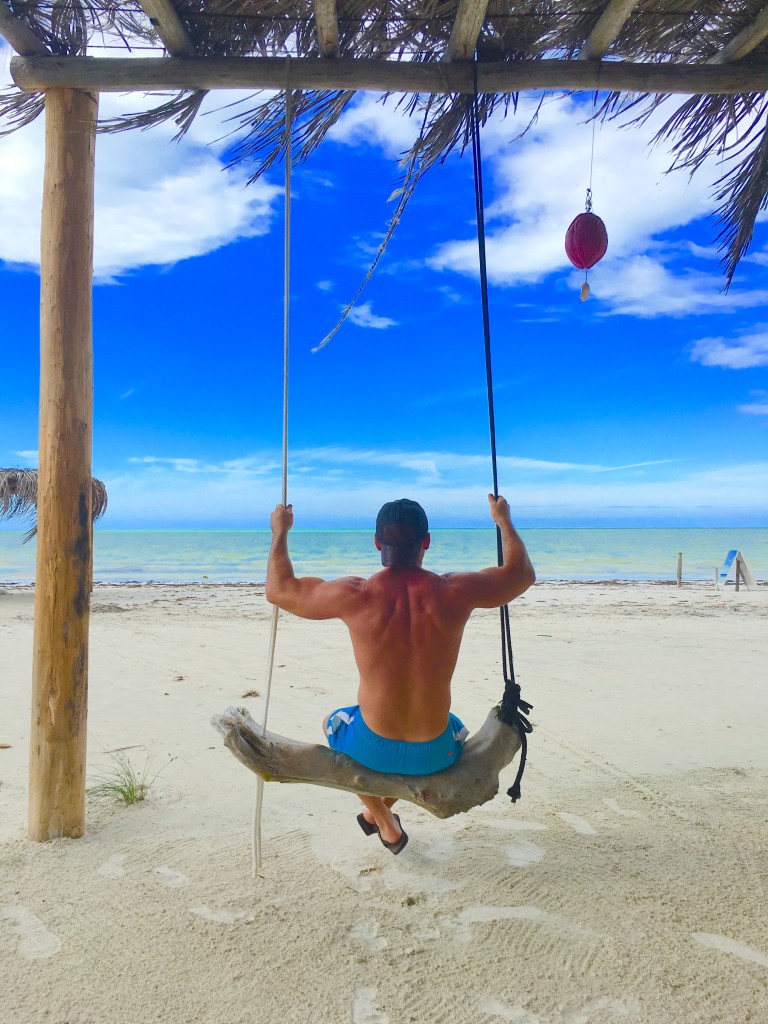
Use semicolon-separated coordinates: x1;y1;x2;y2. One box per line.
439;569;493;603
368;567;446;587
440;569;476;585
331;574;366;590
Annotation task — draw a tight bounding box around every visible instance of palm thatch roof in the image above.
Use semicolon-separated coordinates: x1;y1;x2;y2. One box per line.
2;1;768;281
0;469;108;541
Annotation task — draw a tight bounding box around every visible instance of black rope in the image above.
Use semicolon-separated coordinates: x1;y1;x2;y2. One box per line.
469;62;532;804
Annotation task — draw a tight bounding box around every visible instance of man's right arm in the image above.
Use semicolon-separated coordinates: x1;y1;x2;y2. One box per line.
447;494;535;609
266;503;364;620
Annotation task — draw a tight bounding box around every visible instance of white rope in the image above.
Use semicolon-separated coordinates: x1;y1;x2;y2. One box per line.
252;56;292;876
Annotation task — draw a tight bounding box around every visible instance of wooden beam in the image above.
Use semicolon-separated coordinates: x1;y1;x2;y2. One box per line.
313;0;339;58
212;705;522;818
11;54;768;96
137;0;195;58
28;88;98;842
578;0;641;61
0;0;47;56
709;5;768;65
443;0;489;62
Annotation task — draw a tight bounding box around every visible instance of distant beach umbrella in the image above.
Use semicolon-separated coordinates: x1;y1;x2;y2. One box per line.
0;468;108;542
565;189;608;301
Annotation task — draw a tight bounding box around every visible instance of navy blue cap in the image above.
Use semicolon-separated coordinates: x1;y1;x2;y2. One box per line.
376;499;428;566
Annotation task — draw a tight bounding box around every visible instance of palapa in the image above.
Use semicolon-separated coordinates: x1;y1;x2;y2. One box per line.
1;1;768;283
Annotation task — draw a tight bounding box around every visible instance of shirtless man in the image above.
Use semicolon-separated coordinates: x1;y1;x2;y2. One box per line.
266;495;535;854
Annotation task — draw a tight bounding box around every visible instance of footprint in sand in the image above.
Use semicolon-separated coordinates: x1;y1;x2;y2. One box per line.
446;906;543;943
352;987;389;1024
155;866;190;888
602;799;641;818
505;839;546;867
309;832;379;893
561;997;638;1023
188;906;247;924
478;998;540;1023
97;852;127;877
406;920;441;943
556;813;597;836
486;819;547;833
348;920;388;952
420;835;456;862
1;906;61;959
692;932;768;967
443;905;602;945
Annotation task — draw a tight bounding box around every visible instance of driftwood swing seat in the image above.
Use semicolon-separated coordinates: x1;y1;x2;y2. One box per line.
212;704;523;818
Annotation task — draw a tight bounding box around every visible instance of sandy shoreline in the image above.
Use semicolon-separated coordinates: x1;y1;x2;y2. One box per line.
2;581;767;1023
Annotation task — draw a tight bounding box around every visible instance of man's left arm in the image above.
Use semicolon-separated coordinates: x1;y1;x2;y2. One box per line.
265;504;362;620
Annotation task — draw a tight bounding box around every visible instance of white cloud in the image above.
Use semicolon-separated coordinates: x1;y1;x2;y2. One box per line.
591;259;768;318
328;93;421;158
126;454;281;475
101;447;768;526
690;332;768;369
738;402;768;415
347;303;397;329
292;445;605;475
13;450;38;463
685;242;720;260
0;84;281;278
317;280;333;291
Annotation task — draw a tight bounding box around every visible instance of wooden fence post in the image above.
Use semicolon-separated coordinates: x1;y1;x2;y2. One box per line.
28;88;98;841
676;552;682;588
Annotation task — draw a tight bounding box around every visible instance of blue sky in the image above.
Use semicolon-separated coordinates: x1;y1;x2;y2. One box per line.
1;43;767;529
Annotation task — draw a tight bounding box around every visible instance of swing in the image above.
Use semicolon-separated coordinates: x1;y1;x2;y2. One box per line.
211;62;532;833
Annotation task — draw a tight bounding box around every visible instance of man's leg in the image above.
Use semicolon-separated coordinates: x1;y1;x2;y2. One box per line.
357;795;402;844
322;715;403;844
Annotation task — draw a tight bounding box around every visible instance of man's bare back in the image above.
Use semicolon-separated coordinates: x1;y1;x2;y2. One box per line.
335;567;495;741
265;494;534;851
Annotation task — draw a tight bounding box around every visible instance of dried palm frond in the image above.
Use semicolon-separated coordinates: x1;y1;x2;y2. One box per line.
3;0;768;283
99;89;209;139
595;87;768;288
0;468;39;523
647;91;768;287
0;89;45;137
0;469;108;542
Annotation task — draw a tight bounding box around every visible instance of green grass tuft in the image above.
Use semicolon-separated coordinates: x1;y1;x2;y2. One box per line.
88;751;174;805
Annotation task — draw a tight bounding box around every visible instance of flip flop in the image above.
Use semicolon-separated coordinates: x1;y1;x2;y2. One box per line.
356;812;378;836
379;825;409;856
356;812;401;838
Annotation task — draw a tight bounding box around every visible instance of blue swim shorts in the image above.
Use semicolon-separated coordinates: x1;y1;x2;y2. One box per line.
326;705;468;776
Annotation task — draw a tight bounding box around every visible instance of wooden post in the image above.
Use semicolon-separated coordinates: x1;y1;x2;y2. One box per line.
29;88;98;842
735;557;741;593
713;567;718;585
676;551;682;588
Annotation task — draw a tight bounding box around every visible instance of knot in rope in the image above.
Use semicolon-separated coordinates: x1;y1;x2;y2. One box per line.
498;680;533;804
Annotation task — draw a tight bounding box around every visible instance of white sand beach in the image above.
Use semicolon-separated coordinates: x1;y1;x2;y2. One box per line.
1;581;767;1024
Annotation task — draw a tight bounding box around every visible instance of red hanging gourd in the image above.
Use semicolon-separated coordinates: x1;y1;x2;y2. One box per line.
565;190;608;300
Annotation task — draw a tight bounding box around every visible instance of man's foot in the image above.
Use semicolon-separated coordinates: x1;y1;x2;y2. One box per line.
356;812;379;836
379;825;409;855
357;812;400;838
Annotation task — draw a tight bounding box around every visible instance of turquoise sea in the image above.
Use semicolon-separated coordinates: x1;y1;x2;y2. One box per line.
1;528;766;583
